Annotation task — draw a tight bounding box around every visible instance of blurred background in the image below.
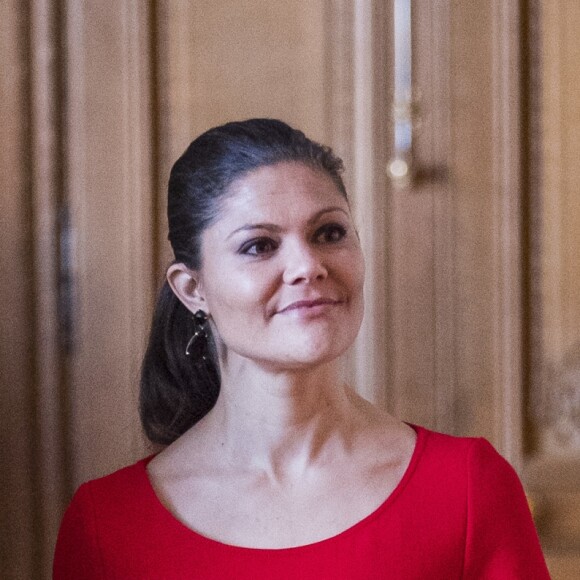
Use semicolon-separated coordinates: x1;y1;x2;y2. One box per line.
1;1;579;578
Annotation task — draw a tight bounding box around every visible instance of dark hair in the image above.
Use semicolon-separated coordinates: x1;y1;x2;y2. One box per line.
140;118;348;445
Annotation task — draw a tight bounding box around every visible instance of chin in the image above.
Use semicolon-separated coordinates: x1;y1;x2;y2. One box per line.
225;314;362;371
276;333;353;369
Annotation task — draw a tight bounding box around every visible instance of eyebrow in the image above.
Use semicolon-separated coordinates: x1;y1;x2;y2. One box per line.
226;206;349;239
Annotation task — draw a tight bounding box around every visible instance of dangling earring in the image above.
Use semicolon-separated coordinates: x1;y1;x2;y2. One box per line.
185;310;209;357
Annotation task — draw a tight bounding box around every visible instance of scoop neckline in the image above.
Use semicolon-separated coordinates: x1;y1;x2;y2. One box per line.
140;423;427;554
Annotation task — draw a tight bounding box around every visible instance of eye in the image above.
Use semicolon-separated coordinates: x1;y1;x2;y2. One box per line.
314;223;347;244
239;237;279;256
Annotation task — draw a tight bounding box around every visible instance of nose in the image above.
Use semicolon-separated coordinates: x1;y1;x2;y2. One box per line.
282;242;328;285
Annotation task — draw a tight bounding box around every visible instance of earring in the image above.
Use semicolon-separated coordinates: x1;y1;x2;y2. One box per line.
185;310;209;357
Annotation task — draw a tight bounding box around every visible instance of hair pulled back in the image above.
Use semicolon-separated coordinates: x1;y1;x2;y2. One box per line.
140;118;348;445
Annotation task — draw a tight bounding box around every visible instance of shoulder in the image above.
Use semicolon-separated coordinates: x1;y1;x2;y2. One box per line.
72;455;153;507
411;424;490;470
407;425;533;510
421;432;552;576
62;455;156;532
79;455;154;496
54;456;155;578
414;425;512;465
408;426;522;500
418;429;525;503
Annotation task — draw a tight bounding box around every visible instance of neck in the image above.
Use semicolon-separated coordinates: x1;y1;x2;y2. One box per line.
198;357;361;480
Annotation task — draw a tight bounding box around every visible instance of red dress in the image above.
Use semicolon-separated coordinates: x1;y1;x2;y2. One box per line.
53;426;550;579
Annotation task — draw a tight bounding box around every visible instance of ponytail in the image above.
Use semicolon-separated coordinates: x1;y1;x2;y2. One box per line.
139;281;219;445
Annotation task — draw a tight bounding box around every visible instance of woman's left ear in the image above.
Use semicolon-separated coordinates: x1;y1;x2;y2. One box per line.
166;263;207;314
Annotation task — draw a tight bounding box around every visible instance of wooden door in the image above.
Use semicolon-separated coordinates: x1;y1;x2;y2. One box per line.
327;0;523;445
326;1;579;577
0;2;330;577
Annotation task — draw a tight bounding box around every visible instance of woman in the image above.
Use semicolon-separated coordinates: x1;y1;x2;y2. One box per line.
54;119;550;578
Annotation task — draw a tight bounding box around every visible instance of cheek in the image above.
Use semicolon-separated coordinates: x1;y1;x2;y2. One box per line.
203;264;274;324
353;253;366;287
340;246;366;293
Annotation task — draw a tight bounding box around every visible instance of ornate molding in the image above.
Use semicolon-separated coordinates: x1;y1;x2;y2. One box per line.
532;356;580;451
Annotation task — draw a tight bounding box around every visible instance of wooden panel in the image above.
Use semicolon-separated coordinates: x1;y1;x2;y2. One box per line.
532;0;580;453
387;0;453;430
324;0;393;408
449;2;498;440
524;1;580;573
347;0;391;408
29;0;69;573
1;2;72;576
163;0;326;157
0;5;36;578
444;1;523;459
64;0;155;487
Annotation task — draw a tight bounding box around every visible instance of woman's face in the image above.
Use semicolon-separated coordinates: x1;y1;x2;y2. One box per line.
184;161;365;371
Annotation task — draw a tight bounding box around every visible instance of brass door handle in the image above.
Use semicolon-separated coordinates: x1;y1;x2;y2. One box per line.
387;0;448;189
388;0;414;189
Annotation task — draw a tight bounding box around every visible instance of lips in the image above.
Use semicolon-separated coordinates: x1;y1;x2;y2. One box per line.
277;298;342;314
